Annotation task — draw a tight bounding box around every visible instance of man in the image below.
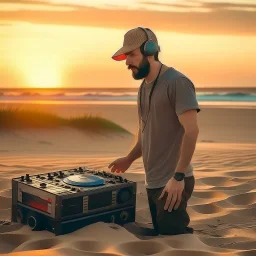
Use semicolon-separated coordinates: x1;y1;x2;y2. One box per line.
108;27;200;236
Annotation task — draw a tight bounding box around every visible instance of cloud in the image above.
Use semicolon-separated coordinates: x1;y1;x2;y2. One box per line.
0;0;255;36
0;23;13;26
140;0;256;10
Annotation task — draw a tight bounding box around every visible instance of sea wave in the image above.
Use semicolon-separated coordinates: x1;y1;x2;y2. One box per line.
0;91;255;97
1;92;138;97
0;91;256;102
197;92;256;97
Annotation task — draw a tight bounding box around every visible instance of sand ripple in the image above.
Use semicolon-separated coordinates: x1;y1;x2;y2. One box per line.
71;240;108;252
13;238;62;252
0;234;31;254
114;240;170;255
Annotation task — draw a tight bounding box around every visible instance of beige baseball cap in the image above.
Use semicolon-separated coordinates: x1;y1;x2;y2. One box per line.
112;27;159;61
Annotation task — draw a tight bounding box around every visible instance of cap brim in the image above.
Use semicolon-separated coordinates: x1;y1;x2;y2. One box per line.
112;53;127;61
112;46;131;61
112;44;140;61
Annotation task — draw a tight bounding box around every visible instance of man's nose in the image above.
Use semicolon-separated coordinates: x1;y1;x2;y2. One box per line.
126;56;131;66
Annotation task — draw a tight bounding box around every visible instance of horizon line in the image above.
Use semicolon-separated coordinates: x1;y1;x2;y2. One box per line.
0;86;256;90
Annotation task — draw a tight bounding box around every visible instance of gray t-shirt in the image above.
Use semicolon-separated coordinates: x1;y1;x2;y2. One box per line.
137;65;201;189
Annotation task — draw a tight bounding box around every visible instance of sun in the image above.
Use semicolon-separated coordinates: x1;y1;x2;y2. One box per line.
27;66;60;88
23;56;61;88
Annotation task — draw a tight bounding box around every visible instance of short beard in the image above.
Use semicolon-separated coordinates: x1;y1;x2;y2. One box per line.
130;57;150;80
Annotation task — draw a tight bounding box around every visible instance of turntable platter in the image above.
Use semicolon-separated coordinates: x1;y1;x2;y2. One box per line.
63;174;105;187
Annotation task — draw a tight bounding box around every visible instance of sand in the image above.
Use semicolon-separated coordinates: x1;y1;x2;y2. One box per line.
0;103;255;256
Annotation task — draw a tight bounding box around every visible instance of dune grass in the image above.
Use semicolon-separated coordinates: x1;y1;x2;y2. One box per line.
0;107;130;134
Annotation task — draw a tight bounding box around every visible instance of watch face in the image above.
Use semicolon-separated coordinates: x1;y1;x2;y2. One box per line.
174;173;184;181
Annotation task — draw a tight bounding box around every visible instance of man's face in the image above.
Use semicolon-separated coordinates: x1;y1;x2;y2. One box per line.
126;48;150;80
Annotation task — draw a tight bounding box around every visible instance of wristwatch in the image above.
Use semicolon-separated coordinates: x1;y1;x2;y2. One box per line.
173;172;185;181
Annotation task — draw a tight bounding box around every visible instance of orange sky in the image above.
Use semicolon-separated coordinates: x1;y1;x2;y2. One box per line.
1;0;256;88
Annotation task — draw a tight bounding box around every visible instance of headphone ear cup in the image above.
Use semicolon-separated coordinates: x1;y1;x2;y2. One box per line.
144;40;158;56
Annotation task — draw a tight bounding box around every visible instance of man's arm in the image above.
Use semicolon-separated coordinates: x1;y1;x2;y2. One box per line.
126;128;142;162
175;109;199;174
158;109;199;211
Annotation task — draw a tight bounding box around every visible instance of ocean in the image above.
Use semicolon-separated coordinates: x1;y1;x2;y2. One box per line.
0;87;255;107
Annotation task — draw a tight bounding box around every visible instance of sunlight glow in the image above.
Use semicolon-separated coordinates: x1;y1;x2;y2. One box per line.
3;23;256;88
23;56;61;88
0;3;75;11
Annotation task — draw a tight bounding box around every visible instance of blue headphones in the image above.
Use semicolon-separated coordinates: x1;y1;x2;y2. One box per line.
138;27;160;57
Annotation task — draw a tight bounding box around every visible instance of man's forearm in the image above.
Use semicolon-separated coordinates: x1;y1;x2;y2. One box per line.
127;128;142;162
127;140;142;162
175;131;199;174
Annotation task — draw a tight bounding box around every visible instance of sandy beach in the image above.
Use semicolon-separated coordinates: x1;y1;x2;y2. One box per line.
0;103;255;256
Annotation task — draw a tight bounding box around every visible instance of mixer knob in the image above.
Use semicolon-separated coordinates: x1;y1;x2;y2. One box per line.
71;187;76;191
36;175;40;178
58;171;64;178
25;174;32;182
119;176;123;182
20;176;24;182
40;183;47;188
123;179;128;183
53;172;58;176
79;167;83;171
47;173;53;180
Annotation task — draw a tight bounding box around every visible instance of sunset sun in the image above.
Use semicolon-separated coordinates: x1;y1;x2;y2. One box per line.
23;56;61;88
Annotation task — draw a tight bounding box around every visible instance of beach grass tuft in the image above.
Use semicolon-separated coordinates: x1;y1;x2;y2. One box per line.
0;107;130;134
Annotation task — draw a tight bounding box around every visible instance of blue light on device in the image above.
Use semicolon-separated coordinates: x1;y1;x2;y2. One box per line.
63;174;105;187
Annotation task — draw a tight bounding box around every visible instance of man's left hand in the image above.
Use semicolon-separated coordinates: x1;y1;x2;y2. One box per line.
158;177;185;212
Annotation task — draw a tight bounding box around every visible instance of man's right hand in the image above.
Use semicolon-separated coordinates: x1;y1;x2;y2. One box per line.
108;156;132;173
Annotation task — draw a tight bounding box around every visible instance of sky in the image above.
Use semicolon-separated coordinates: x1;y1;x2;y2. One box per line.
1;0;256;88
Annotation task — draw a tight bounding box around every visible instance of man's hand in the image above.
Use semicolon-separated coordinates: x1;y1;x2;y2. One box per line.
158;177;185;212
108;156;132;173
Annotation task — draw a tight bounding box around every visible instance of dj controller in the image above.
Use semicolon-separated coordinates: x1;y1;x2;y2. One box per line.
11;167;136;235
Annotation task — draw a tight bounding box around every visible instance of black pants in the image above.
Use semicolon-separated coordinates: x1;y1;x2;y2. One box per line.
146;176;195;235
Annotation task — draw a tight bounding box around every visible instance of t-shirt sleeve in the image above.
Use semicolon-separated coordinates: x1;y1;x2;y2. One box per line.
169;77;201;116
